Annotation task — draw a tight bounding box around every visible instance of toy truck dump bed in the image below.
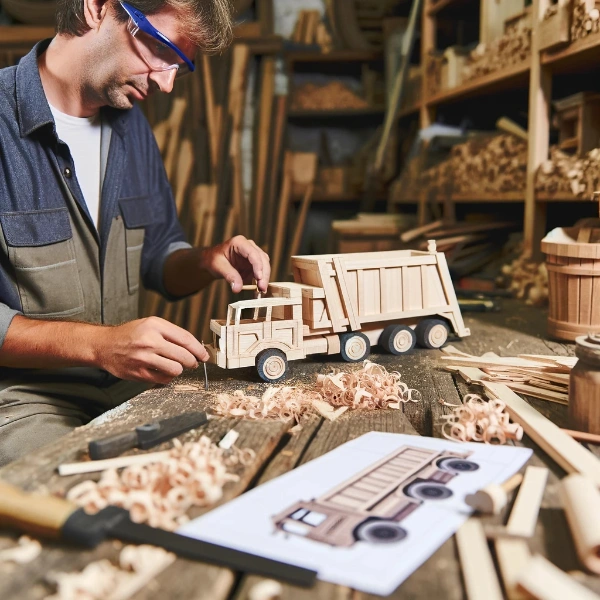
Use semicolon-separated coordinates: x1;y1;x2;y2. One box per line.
272;445;479;547
206;246;470;382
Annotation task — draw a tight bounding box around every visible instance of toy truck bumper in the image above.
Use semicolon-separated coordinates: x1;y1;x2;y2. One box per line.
205;344;226;369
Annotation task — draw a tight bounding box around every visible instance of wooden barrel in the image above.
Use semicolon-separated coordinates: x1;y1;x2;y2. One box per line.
542;225;600;341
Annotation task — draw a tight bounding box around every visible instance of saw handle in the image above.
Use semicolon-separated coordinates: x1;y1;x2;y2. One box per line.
0;480;76;539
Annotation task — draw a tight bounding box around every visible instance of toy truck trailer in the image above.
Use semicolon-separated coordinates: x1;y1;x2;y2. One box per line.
272;445;479;547
206;246;470;382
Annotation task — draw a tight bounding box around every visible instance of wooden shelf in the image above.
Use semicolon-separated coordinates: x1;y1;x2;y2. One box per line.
428;0;477;16
0;26;54;46
426;59;531;106
285;50;383;63
398;102;421;118
288;108;385;118
536;192;592;203
292;192;386;203
390;192;525;204
542;33;600;72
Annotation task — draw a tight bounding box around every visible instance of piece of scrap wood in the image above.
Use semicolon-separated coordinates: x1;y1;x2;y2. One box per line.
560;474;600;575
504;383;568;405
219;429;240;450
518;354;578;368
517;554;600;600
563;429;600;445
441;355;571;372
506;466;549;538
456;518;503;600
481;378;600;486
58;451;171;476
495;538;531;600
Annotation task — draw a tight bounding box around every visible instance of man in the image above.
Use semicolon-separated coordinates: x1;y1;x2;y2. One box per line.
0;0;270;466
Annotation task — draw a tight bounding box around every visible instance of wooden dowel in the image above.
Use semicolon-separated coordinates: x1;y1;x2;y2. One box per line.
562;429;600;445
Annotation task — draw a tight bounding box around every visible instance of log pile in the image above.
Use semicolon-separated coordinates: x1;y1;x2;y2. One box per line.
571;0;600;40
416;134;527;198
291;81;370;110
536;146;600;198
497;251;549;307
462;21;531;82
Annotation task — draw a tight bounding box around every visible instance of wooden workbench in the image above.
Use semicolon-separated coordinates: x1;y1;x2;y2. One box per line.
1;299;599;599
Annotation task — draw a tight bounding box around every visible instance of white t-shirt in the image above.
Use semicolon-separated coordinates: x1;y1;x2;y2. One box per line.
49;104;102;229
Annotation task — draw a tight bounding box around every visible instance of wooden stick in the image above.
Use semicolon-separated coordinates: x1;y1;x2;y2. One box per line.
271;152;293;280
563;429;600;445
505;466;548;538
517;554;600;600
560;474;600;575
202;55;218;171
495;538;531;600
455;518;503;600
496;116;528;141
400;219;446;242
58;451;171;476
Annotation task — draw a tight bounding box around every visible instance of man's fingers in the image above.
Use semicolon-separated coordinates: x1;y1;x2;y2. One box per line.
151;318;208;362
159;340;201;370
233;238;271;292
145;354;185;378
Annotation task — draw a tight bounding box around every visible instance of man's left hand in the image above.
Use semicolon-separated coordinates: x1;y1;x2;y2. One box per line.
200;235;271;293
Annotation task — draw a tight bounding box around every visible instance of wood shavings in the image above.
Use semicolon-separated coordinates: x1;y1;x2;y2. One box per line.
441;394;523;445
65;436;240;531
291;81;369;111
219;429;240;450
315;360;421;409
213;360;421;426
0;536;41;565
45;545;175;600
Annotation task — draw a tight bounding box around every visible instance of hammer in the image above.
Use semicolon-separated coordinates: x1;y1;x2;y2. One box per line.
465;473;524;515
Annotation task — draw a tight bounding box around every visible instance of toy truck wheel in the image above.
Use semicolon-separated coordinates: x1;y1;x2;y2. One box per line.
339;332;370;362
355;520;408;544
406;481;453;501
379;325;416;355
415;319;450;349
437;458;480;474
256;349;288;383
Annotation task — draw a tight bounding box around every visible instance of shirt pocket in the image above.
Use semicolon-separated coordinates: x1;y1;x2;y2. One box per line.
119;196;155;295
0;208;84;317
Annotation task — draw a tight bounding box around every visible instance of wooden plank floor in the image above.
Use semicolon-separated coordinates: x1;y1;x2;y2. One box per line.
1;299;598;599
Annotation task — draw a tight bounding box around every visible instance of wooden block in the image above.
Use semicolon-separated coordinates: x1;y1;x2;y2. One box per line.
505;466;548;538
456;518;503;600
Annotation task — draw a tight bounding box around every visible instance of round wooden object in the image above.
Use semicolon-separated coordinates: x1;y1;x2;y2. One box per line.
569;334;600;434
542;226;600;341
464;484;507;514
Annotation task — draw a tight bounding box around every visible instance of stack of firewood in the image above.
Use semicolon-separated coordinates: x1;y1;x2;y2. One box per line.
571;0;600;40
291;81;369;110
462;21;531;82
425;53;444;98
417;134;527;197
536;146;600;197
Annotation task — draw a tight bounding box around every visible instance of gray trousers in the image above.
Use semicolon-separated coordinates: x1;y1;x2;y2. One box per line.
0;368;150;467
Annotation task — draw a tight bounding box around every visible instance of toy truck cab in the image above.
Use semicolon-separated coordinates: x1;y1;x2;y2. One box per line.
207;296;306;382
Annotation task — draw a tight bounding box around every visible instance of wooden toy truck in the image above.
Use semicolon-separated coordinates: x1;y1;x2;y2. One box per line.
206;246;470;382
272;445;479;547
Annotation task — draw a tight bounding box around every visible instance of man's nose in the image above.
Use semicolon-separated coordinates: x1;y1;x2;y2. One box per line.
149;68;177;93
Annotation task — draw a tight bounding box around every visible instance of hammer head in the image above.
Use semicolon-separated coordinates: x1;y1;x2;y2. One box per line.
465;484;508;515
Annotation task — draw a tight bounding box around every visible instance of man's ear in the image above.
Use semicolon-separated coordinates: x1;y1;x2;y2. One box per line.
82;0;111;31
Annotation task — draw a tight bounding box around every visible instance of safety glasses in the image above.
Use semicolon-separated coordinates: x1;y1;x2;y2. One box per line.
119;1;195;78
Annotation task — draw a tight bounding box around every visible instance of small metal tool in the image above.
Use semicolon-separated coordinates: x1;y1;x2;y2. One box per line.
88;412;210;460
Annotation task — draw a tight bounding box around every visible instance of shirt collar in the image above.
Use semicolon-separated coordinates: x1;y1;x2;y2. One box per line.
16;39;128;139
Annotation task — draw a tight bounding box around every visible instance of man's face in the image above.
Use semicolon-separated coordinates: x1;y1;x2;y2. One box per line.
94;3;196;110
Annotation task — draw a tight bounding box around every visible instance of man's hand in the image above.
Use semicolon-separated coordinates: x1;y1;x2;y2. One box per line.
199;235;271;293
95;317;209;385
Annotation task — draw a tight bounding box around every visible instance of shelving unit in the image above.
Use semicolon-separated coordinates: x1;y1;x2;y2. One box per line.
391;0;600;258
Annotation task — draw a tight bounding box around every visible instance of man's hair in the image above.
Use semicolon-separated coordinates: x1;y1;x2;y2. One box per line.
55;0;233;53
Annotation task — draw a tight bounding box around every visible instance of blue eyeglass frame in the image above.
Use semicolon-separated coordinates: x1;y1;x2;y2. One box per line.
119;1;195;74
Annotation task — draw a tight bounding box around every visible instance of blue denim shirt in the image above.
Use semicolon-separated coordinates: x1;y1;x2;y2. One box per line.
0;40;191;346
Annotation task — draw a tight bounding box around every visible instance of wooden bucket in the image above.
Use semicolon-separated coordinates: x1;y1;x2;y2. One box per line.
542;223;600;341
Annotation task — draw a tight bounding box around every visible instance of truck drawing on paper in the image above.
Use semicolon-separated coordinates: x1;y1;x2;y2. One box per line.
206;247;470;383
271;445;479;547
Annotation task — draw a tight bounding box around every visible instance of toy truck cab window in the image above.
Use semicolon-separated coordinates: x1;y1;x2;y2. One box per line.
282;521;311;536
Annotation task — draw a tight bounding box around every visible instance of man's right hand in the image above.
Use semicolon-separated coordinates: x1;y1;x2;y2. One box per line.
95;317;209;384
